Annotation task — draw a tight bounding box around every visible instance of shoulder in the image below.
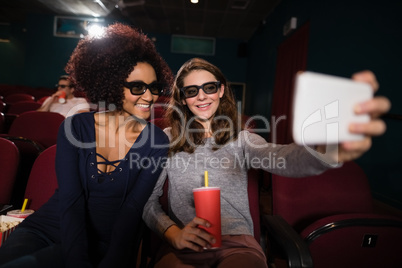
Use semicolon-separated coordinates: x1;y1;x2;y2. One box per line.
145;122;170;146
58;112;96;145
237;130;268;145
71;97;89;104
67;111;94;122
71;96;86;101
148;122;167;136
238;130;252;141
239;129;265;139
61;112;95;132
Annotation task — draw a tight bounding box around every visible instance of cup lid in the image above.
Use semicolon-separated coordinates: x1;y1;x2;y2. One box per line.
192;187;220;192
7;209;35;216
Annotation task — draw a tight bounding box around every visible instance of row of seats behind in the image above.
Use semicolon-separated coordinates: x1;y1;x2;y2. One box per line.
0;111;64;209
0;140;57;214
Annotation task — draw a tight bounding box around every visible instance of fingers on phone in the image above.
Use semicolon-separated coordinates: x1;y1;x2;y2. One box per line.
373;96;391;115
342;137;371;153
352;70;379;92
355;97;391;116
350;120;386;136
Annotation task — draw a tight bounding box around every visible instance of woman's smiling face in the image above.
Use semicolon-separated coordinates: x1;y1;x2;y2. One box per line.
122;62;159;120
182;70;224;128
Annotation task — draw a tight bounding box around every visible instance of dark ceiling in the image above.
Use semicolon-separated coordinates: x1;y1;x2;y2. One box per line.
0;0;282;40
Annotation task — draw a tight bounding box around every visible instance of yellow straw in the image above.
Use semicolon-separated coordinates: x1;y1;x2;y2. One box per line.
204;171;208;187
21;198;28;212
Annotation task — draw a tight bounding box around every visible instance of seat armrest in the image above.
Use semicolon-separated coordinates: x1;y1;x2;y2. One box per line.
0;204;13;215
262;214;313;268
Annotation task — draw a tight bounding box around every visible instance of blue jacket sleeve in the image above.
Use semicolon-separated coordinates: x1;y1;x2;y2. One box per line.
56;117;92;267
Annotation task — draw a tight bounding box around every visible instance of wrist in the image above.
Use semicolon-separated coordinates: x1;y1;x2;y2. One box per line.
163;224;180;247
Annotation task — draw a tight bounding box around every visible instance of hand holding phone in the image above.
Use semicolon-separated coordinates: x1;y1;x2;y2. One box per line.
292;71;373;145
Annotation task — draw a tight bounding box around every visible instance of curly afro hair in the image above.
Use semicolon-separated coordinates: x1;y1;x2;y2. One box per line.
65;22;173;110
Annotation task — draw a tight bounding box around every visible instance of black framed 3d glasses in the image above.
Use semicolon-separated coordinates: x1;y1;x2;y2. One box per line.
123;81;165;96
180;81;221;98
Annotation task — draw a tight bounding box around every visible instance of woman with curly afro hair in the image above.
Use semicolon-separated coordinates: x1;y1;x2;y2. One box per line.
0;23;173;268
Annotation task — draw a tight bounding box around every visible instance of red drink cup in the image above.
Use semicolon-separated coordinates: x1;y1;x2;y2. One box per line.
193;187;221;248
58;91;66;104
7;209;34;219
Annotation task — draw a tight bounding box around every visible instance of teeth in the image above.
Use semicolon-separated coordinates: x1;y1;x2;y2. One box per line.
136;103;150;108
198;104;210;108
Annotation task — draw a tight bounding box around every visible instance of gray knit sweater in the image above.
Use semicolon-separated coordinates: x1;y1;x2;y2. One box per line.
143;129;330;238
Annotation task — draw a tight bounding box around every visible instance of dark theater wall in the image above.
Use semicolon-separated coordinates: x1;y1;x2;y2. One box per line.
247;0;402;209
0;14;247;89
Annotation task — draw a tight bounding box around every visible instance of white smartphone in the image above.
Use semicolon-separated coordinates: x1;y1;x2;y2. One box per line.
292;71;373;145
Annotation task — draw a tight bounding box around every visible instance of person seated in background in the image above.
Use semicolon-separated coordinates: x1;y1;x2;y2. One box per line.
37;75;90;117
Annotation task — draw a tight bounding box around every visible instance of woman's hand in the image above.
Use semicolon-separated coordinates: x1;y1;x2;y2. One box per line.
317;70;391;163
164;217;216;252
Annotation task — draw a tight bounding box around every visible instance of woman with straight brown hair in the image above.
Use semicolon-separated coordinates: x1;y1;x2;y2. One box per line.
143;58;390;268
